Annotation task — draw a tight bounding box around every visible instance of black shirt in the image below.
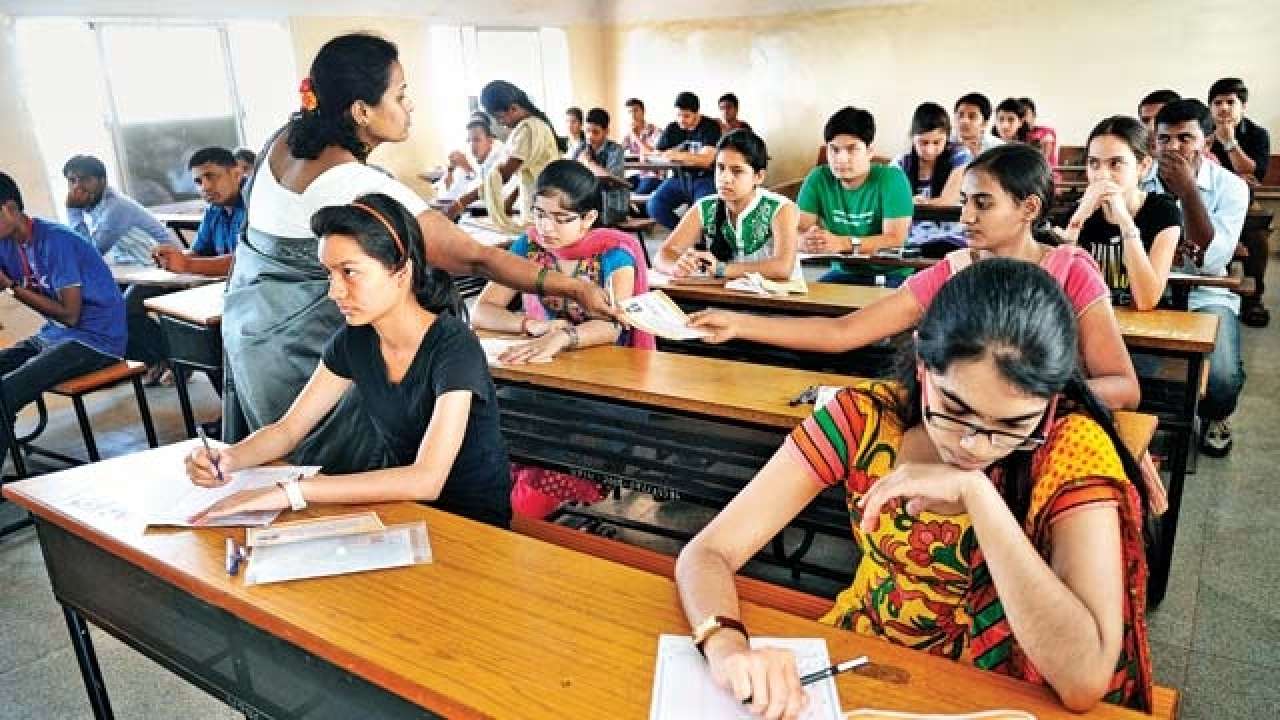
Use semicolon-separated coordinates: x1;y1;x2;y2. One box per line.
1074;191;1182;304
322;313;512;528
656;115;723;179
1209;116;1270;183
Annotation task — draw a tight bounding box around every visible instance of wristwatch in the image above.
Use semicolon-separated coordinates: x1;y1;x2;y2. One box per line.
713;261;727;279
693;615;748;657
277;476;308;511
1221;138;1239;153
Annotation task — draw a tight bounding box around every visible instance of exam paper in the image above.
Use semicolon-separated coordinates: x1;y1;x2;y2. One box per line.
725;272;809;296
246;511;385;547
145;465;321;528
649;635;842;720
619;290;710;341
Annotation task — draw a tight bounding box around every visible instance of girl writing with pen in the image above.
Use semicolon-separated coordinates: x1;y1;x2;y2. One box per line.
185;193;512;528
656;131;802;283
677;259;1154;718
471;160;653;519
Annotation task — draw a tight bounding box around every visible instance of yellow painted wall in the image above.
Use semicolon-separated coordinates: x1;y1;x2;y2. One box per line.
602;0;1280;185
288;16;442;198
0;15;56;219
565;23;611;115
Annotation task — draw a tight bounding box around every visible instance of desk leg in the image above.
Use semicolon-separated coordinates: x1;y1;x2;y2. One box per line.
1148;353;1202;608
63;605;114;720
173;365;198;439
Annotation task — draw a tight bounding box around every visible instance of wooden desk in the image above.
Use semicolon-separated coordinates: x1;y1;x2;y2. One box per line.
148;199;205;246
2;442;1175;719
109;264;222;289
144;283;226;438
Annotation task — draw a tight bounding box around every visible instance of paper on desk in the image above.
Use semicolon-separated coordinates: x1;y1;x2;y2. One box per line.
619;290;709;341
479;336;554;365
246;511;385;547
649;635;842;720
725;272;809;296
244;521;432;585
145;465;321;528
647;269;673;287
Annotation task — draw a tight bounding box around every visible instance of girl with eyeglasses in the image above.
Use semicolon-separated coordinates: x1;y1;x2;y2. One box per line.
675;258;1154;717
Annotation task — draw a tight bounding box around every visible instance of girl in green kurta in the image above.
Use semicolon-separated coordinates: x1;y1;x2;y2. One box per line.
657;130;802;283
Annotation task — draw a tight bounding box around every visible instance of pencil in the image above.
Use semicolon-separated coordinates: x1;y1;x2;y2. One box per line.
195;426;226;486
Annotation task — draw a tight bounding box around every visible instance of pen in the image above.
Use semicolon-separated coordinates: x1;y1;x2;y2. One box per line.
742;655;868;705
225;537;244;576
196;425;226;486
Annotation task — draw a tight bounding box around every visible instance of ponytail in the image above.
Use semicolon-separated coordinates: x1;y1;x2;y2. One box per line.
481;80;568;153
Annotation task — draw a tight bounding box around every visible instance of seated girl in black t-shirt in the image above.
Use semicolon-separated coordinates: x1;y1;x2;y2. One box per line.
185;193;512;528
1061;116;1182;310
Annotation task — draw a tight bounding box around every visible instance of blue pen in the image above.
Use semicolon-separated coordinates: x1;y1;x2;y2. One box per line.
196;425;226;486
225;537;244;576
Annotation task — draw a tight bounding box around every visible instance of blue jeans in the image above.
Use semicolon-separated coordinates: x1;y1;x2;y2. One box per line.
1195;304;1245;421
0;336;118;467
629;175;662;195
647;174;715;230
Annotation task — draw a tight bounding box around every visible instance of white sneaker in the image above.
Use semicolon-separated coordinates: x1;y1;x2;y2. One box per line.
1201;419;1233;457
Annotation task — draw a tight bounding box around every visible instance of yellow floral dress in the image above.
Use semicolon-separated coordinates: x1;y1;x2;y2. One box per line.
783;381;1153;711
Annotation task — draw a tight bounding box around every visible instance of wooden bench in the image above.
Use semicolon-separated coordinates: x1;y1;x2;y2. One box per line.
46;360;159;463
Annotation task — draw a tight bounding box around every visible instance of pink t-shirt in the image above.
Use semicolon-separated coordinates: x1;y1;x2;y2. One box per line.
1027;125;1059;168
904;246;1109;318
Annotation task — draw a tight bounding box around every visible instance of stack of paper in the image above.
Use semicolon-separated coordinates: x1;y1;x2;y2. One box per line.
244;518;432;585
649;635;842;720
725;272;809;296
145;465;321;528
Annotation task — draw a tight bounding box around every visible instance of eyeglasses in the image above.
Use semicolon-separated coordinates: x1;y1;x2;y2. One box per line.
921;374;1052;451
531;207;581;225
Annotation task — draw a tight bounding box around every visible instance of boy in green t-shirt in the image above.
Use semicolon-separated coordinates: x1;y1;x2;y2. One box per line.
797;106;913;285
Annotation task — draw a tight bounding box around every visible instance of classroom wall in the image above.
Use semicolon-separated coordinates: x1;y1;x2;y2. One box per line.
602;0;1280;185
288;16;442;198
0;15;58;220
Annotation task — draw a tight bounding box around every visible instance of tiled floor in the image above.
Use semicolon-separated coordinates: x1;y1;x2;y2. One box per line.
1;258;1278;718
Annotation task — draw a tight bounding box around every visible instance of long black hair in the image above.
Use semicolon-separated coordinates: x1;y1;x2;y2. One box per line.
992;97;1029;142
902;102;960;198
310;193;463;318
535;159;602;217
705;130;769;262
288;33;398;162
892;258;1149;531
966;144;1058;246
481;81;567;153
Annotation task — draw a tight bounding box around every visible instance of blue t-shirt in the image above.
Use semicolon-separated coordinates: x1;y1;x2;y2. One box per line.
0;219;127;356
191;191;245;257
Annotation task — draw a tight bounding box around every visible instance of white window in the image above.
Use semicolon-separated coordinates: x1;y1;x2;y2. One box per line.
15;18;295;215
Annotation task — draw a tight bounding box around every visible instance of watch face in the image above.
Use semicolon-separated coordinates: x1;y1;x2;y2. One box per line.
693;616;720;641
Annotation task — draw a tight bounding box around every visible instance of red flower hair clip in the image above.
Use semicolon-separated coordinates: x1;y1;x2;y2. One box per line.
299;77;318;113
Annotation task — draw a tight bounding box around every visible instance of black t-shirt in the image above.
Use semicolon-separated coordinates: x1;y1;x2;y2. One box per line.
1209;116;1271;183
322;313;511;528
656;115;723;178
1074;191;1182;303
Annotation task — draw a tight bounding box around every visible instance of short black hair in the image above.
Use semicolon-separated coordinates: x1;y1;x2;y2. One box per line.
625;97;645;111
1139;89;1181;109
63;155;107;180
675;91;700;113
1208;77;1248;105
0;172;23;212
188;146;237;170
718;93;739;108
954;92;992;121
823;106;875;145
233;148;256;166
1155;98;1213;136
585;107;610;130
466;118;494;137
566;106;584;122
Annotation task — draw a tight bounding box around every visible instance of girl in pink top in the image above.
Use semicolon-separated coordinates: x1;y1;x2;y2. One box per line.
689;144;1139;411
1020;97;1060;168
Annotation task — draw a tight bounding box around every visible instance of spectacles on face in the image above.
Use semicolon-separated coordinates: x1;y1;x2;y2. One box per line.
531;206;581;226
921;373;1053;451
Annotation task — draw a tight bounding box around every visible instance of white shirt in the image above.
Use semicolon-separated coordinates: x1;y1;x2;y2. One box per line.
249;161;428;238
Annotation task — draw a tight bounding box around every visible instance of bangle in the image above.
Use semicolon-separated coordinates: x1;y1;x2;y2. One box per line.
562;325;579;349
534;267;549;297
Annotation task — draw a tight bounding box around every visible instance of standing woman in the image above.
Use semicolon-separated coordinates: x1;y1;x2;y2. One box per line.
448;81;563;234
224;33;610;472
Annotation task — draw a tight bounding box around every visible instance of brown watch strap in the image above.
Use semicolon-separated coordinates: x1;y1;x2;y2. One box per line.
695;616;749;657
